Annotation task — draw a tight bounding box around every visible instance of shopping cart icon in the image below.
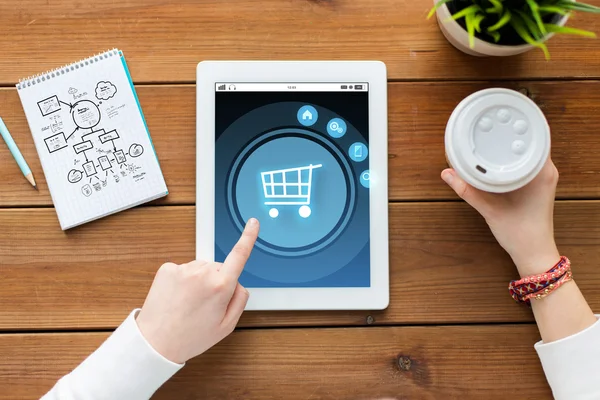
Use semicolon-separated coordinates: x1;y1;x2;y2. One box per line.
261;164;323;219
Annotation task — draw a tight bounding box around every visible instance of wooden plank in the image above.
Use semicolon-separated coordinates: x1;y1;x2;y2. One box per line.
0;325;552;399
2;0;600;84
1;202;599;330
3;80;600;206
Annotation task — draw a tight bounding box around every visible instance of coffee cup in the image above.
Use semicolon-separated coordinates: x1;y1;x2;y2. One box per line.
445;88;550;193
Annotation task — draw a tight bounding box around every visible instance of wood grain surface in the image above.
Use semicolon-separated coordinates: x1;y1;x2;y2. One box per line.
0;325;552;400
1;201;598;331
2;80;600;206
2;0;600;84
3;1;600;397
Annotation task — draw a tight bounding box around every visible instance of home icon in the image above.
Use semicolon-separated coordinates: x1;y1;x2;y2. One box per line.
297;105;318;126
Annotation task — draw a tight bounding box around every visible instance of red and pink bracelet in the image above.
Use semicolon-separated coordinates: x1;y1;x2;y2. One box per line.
508;256;573;303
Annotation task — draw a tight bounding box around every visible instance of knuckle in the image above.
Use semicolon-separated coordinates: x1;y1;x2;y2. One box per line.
552;165;559;183
224;323;236;336
158;262;177;274
542;164;559;185
189;259;208;267
193;266;210;280
225;321;236;335
226;315;242;332
240;286;250;300
211;277;229;293
457;181;470;199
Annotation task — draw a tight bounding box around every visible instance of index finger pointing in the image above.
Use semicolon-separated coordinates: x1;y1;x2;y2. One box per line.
222;218;260;277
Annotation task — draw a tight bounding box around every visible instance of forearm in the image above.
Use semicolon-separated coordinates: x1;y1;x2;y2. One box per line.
516;253;600;399
42;309;183;400
531;280;597;343
514;250;596;343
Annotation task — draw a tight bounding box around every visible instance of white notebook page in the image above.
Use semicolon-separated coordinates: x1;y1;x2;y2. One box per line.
17;50;168;229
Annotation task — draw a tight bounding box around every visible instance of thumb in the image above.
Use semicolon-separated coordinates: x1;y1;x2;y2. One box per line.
441;169;486;210
221;283;250;329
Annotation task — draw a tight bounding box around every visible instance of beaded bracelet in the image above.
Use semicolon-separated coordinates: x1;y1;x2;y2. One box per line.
510;256;570;288
521;271;573;302
508;256;572;303
509;257;570;300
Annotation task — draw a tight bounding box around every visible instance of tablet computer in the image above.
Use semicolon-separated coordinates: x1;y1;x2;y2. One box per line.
196;61;389;310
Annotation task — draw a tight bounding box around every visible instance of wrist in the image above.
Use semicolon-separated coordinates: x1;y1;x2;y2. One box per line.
136;310;186;364
512;247;561;278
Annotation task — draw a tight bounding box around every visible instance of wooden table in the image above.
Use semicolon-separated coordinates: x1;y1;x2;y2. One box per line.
2;1;600;398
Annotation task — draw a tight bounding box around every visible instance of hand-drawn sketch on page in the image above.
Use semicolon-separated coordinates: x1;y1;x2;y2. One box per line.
16;50;168;230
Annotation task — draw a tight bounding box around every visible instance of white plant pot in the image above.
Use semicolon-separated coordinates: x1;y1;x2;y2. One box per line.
434;0;570;57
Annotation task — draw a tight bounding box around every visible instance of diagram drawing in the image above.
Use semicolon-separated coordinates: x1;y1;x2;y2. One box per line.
44;132;68;153
81;184;92;197
37;95;61;116
67;169;83;184
49;114;63;133
95;81;117;100
37;80;146;197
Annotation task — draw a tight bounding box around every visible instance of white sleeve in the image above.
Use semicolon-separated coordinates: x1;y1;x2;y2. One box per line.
535;315;600;400
41;309;184;400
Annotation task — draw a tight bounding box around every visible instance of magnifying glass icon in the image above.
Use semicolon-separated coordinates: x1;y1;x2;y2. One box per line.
360;170;370;188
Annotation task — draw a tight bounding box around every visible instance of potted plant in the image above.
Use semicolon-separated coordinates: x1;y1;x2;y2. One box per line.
429;0;600;58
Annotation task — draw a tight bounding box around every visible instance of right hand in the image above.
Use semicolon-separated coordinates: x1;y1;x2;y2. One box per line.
136;218;260;364
441;158;561;277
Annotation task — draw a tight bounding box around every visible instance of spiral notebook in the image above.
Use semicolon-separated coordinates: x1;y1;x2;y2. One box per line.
17;49;168;230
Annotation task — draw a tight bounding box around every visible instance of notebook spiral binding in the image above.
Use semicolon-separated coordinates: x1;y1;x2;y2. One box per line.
17;49;120;91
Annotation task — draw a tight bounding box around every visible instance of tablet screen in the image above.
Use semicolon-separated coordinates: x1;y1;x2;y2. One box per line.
215;83;371;288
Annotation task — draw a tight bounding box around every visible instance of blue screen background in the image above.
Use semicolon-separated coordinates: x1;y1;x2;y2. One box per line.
215;90;370;288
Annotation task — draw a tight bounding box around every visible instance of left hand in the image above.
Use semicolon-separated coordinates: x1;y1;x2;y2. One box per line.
441;158;560;277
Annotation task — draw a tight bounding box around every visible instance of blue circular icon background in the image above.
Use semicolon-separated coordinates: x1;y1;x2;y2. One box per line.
235;137;347;249
360;170;370;188
327;118;347;138
349;142;368;162
297;105;318;126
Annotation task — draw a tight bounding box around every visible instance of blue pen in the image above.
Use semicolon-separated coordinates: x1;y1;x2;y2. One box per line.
0;117;37;189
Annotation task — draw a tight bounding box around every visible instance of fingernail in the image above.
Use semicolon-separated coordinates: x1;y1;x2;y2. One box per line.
247;218;258;227
441;171;454;185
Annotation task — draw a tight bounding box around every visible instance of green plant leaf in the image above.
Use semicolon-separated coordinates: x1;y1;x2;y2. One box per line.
486;30;502;42
485;0;504;14
488;9;512;31
526;0;548;36
516;10;544;41
511;15;550;59
427;0;452;20
557;1;600;14
446;4;482;22
465;12;477;48
474;13;486;32
545;23;597;37
538;6;569;16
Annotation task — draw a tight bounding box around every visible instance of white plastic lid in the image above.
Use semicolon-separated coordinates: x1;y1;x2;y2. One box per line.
445;88;550;193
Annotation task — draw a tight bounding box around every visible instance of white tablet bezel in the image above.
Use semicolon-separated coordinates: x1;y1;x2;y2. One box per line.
196;61;389;310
